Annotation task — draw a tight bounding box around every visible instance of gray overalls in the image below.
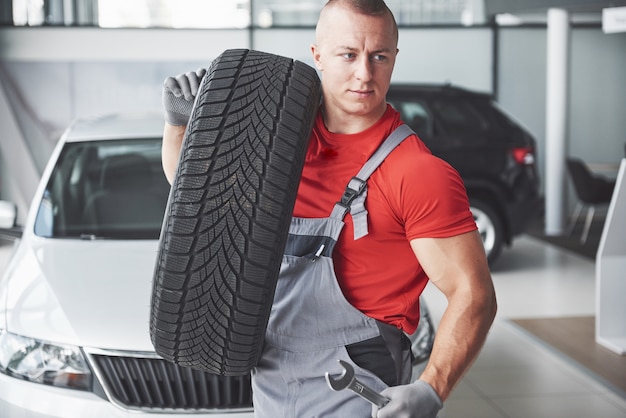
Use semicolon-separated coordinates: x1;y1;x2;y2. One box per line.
252;124;415;417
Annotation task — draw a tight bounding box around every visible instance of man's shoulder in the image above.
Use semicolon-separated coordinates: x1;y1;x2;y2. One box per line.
382;135;458;182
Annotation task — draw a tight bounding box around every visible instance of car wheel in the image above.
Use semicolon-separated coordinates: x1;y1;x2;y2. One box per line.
150;49;321;376
470;198;504;265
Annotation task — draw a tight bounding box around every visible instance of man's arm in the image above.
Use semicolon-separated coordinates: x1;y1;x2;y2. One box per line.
160;68;207;184
411;230;496;400
373;230;496;418
162;124;186;185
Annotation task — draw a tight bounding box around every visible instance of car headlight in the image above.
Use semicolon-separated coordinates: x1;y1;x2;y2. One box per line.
0;329;92;390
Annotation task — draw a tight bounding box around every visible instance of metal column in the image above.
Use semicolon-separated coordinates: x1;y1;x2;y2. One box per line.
544;8;570;235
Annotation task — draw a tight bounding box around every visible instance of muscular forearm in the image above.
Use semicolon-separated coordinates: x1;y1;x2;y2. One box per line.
373;283;495;418
418;283;496;401
162;123;186;184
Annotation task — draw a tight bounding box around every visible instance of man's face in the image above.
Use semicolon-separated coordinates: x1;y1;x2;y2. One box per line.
311;5;398;128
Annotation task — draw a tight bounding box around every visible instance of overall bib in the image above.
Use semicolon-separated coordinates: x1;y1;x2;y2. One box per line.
252;125;415;418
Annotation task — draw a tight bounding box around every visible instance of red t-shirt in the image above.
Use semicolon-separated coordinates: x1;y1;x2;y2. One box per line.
293;105;476;333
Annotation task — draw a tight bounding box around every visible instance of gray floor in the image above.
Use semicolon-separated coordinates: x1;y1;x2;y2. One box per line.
419;235;626;418
1;236;625;417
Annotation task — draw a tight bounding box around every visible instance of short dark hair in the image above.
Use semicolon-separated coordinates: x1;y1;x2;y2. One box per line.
326;0;392;17
323;0;398;40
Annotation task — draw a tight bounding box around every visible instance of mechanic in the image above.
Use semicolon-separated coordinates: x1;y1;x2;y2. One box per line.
160;1;497;417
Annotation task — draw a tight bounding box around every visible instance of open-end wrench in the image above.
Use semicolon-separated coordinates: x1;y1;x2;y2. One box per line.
325;359;390;408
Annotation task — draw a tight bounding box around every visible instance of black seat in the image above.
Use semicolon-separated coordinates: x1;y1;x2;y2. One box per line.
566;158;616;244
81;154;166;237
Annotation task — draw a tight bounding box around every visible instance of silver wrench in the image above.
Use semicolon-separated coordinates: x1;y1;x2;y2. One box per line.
325;359;390;408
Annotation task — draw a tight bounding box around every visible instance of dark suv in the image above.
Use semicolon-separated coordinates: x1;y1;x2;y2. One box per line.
387;84;543;265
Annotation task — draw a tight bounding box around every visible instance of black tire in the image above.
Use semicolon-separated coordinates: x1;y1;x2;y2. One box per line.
470;198;504;265
150;49;321;376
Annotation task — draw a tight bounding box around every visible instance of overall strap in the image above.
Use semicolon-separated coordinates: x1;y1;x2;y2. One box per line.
330;123;415;239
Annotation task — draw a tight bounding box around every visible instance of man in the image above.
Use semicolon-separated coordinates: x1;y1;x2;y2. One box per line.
161;1;496;417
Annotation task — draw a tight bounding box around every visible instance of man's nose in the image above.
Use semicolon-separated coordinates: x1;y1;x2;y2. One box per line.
355;57;373;81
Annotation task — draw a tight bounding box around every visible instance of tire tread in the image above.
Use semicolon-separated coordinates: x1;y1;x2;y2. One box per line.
150;49;320;375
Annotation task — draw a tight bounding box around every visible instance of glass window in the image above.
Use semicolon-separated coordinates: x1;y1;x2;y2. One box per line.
12;0;44;26
388;100;433;138
253;0;324;27
11;0;250;27
35;138;170;240
387;0;472;25
432;99;488;133
99;0;250;28
474;99;519;132
252;0;471;27
10;0;477;27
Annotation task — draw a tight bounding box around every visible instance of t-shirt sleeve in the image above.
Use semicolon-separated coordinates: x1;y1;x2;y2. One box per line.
386;142;477;240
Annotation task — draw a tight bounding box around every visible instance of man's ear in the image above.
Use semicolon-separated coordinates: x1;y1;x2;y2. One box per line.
310;44;323;71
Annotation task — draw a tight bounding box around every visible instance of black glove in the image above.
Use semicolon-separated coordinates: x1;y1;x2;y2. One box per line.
372;380;442;418
162;68;207;126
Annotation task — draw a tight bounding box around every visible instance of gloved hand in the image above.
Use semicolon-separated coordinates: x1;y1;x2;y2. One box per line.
162;68;207;126
371;380;442;418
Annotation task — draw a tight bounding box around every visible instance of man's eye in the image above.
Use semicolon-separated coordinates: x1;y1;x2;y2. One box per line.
342;53;356;59
373;54;387;62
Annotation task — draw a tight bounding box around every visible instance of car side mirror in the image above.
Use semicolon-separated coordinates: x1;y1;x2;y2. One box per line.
0;200;22;239
0;200;17;228
0;201;17;229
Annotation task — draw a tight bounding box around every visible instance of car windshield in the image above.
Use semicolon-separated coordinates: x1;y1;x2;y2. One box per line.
34;138;170;240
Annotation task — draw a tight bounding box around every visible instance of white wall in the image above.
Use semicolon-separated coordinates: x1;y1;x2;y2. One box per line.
497;26;626;211
253;27;494;92
1;24;625;223
394;28;493;91
569;29;626;162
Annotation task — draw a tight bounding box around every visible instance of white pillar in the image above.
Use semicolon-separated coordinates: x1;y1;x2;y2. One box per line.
63;0;75;25
0;81;40;223
544;8;570;236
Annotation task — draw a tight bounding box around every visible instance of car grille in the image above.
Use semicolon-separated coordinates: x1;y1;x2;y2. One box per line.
90;353;253;412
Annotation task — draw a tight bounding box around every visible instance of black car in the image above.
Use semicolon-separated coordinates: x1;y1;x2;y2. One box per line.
387;84;543;264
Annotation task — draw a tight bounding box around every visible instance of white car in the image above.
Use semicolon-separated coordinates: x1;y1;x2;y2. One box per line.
0;113;254;418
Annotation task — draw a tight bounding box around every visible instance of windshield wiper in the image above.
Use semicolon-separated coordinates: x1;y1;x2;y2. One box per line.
79;234;104;240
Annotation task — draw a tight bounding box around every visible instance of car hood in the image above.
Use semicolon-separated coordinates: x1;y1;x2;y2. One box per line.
1;237;160;352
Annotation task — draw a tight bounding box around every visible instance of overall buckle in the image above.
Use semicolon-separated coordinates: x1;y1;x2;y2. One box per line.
339;177;367;208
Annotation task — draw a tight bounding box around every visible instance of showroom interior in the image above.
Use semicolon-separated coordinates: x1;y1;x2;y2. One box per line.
0;0;625;417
